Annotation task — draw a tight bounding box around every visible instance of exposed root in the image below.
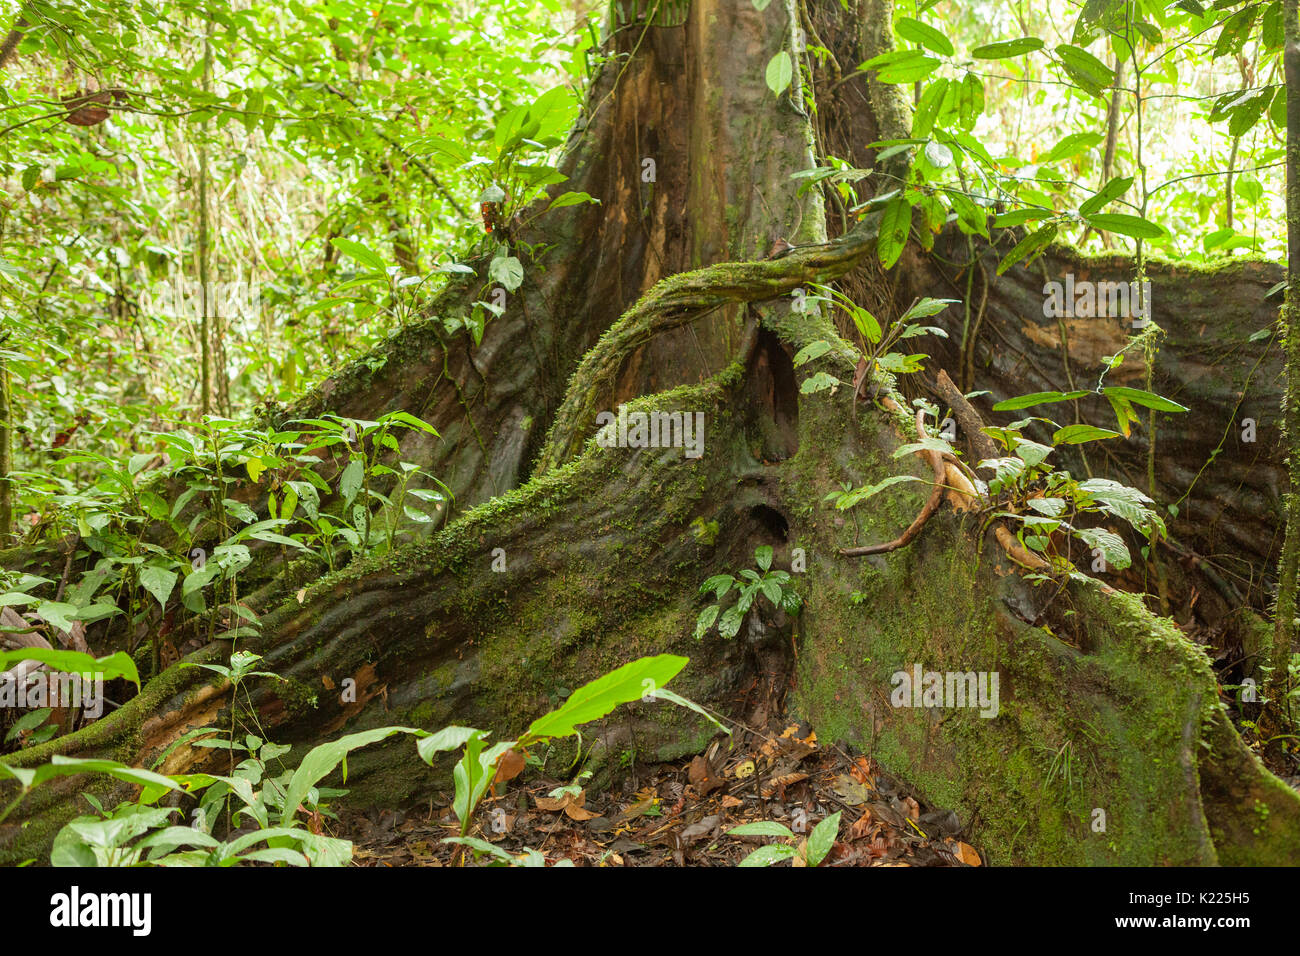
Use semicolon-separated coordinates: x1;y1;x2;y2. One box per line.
993;524;1051;572
932;369;999;466
841;409;946;557
536;215;882;472
843;365;1055;572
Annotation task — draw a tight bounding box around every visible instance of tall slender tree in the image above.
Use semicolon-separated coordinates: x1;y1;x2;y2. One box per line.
1270;0;1300;724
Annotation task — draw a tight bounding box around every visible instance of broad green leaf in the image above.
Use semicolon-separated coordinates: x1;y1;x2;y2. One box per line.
416;726;484;764
1106;393;1138;436
330;238;386;272
738;843;798;866
877;195;912;268
1234;175;1263;206
971;37;1044;59
1042;132;1102;164
62;805;177;853
993;208;1051;229
993;390;1089;411
282;726;423;823
700;574;735;599
852;307;882;343
238;847;311;866
893;435;956;458
1078;176;1134;216
1212;8;1258;61
1083;213;1165;240
806;810;841;865
522;655;688;742
247;530;309;550
860;49;940;84
997;223;1057;275
694;604;721;640
956;73;986;130
765;51;793;95
1056;44;1115;96
0;762;35;788
1052;424;1122;444
35;755;181;800
1101;386;1188;413
548;191;599;210
946;190;989;237
488;254;524;292
135;825;221;859
138;564;178;610
729;820;795;838
895;17;954;56
1074;526;1131;570
911;79;949;139
834;474;924;510
792;340;833;366
900;297;958;321
443;835;516;863
339;458;364;505
1072;0;1124;44
33;600;78;635
1015;439;1054;468
800;371;840;394
1028;496;1067;517
0;648;139;687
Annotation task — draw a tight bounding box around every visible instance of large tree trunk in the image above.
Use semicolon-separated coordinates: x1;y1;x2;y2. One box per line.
2;0;1298;866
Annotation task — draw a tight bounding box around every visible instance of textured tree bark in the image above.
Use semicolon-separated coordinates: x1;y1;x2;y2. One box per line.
2;0;1298;866
895;233;1289;673
1269;0;1300;715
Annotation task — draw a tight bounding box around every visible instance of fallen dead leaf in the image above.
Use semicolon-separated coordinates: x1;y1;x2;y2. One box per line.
535;790;598;820
679;814;721;845
955;841;982;866
848;808;874;841
493;749;526;788
849;756;876;787
564;802;598;821
688;755;711;785
761;771;809;798
832;774;874;806
689;754;727;795
619;788;660;821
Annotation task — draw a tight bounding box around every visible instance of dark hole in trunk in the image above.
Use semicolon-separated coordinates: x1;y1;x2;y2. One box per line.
745;327;799;463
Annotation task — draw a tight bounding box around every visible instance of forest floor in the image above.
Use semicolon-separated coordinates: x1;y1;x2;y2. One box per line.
340;720;984;867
